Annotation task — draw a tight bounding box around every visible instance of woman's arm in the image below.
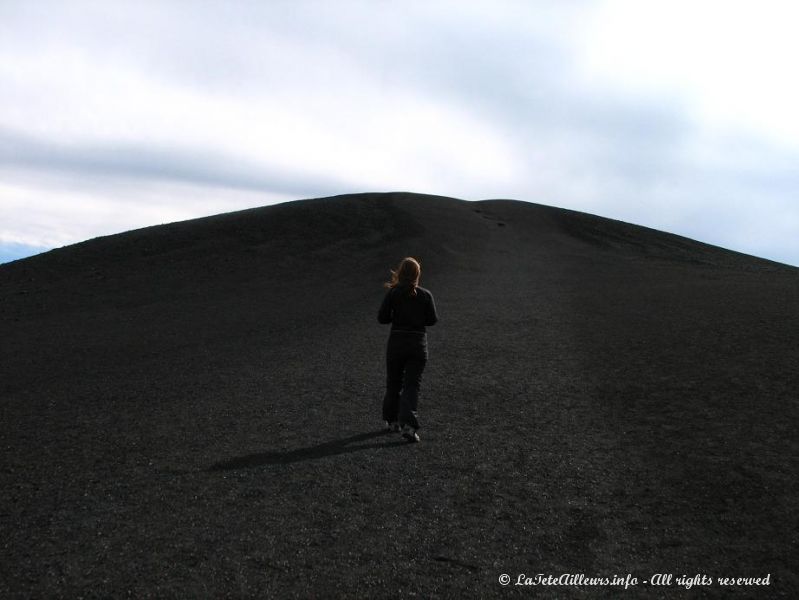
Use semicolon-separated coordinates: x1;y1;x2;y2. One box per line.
425;291;438;326
378;290;393;324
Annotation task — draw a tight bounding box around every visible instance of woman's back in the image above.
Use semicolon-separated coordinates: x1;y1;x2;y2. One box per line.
378;285;438;333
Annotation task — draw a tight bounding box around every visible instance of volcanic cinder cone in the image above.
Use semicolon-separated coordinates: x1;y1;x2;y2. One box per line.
1;192;796;597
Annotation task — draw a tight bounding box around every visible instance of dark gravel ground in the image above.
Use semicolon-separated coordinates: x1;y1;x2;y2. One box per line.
1;192;797;598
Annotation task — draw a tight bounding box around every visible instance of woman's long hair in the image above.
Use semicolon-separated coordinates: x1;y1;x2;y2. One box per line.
384;257;421;296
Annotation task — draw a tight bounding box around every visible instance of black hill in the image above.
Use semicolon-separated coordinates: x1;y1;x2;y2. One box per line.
1;192;797;597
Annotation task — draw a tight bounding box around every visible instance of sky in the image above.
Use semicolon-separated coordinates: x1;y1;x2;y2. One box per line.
1;0;798;266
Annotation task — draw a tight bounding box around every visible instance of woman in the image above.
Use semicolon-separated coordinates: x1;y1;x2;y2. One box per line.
378;257;438;442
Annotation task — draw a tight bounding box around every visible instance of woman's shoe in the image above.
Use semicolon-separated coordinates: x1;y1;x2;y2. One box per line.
401;426;420;443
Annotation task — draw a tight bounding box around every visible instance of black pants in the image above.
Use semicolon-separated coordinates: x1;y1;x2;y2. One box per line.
382;332;427;430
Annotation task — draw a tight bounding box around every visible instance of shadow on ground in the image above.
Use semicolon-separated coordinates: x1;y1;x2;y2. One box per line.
207;430;409;470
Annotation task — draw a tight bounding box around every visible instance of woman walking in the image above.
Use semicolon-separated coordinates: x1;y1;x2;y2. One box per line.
378;257;438;442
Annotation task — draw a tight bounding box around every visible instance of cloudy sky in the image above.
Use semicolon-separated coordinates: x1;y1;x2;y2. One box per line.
1;0;798;266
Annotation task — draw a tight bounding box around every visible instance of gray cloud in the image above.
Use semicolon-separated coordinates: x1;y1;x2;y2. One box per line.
0;127;352;199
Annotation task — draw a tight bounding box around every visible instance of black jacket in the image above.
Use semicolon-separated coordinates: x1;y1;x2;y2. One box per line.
378;285;438;333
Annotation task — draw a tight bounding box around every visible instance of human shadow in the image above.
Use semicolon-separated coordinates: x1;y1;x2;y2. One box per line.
206;429;409;471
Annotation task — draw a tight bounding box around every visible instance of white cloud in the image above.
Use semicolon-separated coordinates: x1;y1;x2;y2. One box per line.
0;174;295;248
577;0;799;148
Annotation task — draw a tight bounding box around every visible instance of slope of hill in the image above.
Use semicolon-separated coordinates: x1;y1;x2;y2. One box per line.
1;192;797;597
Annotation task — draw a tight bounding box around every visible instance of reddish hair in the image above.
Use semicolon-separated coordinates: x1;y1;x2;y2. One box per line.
384;257;421;296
